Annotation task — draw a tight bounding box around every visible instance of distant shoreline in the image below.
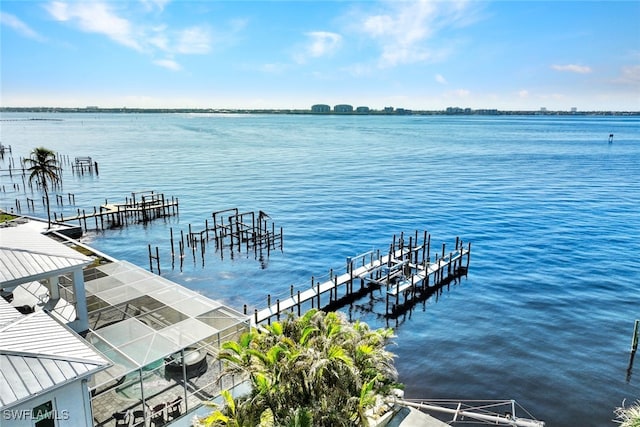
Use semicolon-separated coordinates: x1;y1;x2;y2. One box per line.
1;107;638;116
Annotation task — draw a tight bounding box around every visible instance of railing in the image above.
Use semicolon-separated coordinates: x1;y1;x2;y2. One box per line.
395;398;545;427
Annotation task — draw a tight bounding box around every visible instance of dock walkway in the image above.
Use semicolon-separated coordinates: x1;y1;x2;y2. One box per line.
55;191;179;231
252;231;470;324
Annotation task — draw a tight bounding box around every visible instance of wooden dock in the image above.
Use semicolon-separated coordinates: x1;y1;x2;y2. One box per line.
251;231;470;325
55;190;179;232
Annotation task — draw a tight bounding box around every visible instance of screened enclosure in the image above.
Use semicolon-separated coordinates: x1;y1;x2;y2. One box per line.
82;261;250;426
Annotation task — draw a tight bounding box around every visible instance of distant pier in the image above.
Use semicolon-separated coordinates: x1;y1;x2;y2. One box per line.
250;230;470;324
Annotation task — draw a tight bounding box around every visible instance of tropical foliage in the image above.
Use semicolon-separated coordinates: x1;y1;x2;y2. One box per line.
615;400;640;427
24;147;61;228
196;309;400;427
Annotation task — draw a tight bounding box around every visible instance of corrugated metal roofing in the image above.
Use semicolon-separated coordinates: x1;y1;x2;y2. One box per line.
0;300;110;409
0;299;22;327
0;225;92;288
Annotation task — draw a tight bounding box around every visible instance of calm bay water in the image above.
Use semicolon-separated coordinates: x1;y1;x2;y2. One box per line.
1;112;639;426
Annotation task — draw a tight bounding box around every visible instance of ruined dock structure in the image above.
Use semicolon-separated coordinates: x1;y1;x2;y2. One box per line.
151;208;284;273
250;230;470;324
195;208;282;255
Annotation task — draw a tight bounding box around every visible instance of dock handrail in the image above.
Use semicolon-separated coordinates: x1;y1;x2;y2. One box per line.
395;398;545;427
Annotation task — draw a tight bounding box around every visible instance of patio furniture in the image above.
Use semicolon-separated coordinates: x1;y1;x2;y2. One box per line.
149;403;166;426
131;410;145;427
165;347;208;378
167;396;183;420
112;411;129;427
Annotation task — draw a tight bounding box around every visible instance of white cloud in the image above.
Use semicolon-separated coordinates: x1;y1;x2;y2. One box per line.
551;64;592;74
175;26;211;54
141;0;171;12
46;1;142;51
435;74;447;84
615;65;640;85
43;1;218;71
309;31;342;57
294;31;342;64
354;0;482;68
518;90;529;98
148;26;169;51
153;58;181;71
1;12;46;41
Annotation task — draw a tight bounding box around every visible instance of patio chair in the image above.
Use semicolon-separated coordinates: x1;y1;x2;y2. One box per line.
149;403;166;426
112;411;129;427
131;409;145;427
166;396;183;420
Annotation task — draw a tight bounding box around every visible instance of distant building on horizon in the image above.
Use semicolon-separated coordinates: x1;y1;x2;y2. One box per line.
311;104;330;113
333;104;354;113
355;106;370;113
446;107;472;114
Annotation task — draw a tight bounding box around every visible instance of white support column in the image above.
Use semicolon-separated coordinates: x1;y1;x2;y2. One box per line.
70;268;89;333
47;276;60;300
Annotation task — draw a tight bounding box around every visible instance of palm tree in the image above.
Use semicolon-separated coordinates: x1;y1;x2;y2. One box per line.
197;309;400;427
615;400;640;427
24;147;61;229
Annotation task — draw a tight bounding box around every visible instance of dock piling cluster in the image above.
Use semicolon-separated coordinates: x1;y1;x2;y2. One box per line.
0;149;97;215
153;208;284;272
71;156;99;175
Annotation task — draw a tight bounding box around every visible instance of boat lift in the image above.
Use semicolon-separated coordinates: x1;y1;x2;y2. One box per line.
395;399;545;426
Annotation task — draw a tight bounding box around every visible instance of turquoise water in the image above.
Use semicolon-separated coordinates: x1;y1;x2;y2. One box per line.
1;113;639;426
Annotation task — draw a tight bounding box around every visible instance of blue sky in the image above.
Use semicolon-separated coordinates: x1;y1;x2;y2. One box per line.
1;1;639;111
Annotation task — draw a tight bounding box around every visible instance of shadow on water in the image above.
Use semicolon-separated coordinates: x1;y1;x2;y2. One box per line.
322;272;469;330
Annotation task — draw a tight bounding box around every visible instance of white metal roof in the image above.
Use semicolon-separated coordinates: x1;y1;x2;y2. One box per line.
0;299;110;409
0;298;23;327
0;224;92;289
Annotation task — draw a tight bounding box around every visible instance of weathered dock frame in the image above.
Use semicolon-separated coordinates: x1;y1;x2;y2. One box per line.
181;208;282;256
71;156;99;175
154;208;283;273
251;231;470;325
210;208;282;253
55;190;179;232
